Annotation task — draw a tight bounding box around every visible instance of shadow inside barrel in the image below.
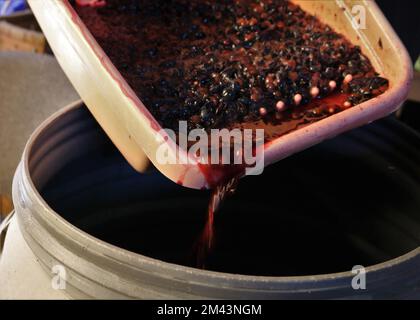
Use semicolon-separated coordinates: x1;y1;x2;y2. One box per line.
40;116;420;277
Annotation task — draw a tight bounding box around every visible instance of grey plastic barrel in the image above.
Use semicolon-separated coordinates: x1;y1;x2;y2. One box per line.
1;101;420;299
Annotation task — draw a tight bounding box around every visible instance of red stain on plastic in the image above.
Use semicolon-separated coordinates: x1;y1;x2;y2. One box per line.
75;0;106;8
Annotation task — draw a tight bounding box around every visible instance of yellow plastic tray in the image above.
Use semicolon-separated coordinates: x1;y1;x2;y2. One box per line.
29;0;412;189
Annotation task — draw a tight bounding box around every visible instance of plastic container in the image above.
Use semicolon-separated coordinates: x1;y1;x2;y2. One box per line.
1;102;420;299
27;0;413;189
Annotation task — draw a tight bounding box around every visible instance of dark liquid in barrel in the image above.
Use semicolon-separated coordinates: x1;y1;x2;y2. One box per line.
41;114;420;276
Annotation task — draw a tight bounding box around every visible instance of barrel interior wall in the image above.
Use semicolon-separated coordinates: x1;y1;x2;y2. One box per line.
31;106;420;277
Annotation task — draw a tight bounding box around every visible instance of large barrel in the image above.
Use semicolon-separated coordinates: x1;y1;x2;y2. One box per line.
1;101;420;299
